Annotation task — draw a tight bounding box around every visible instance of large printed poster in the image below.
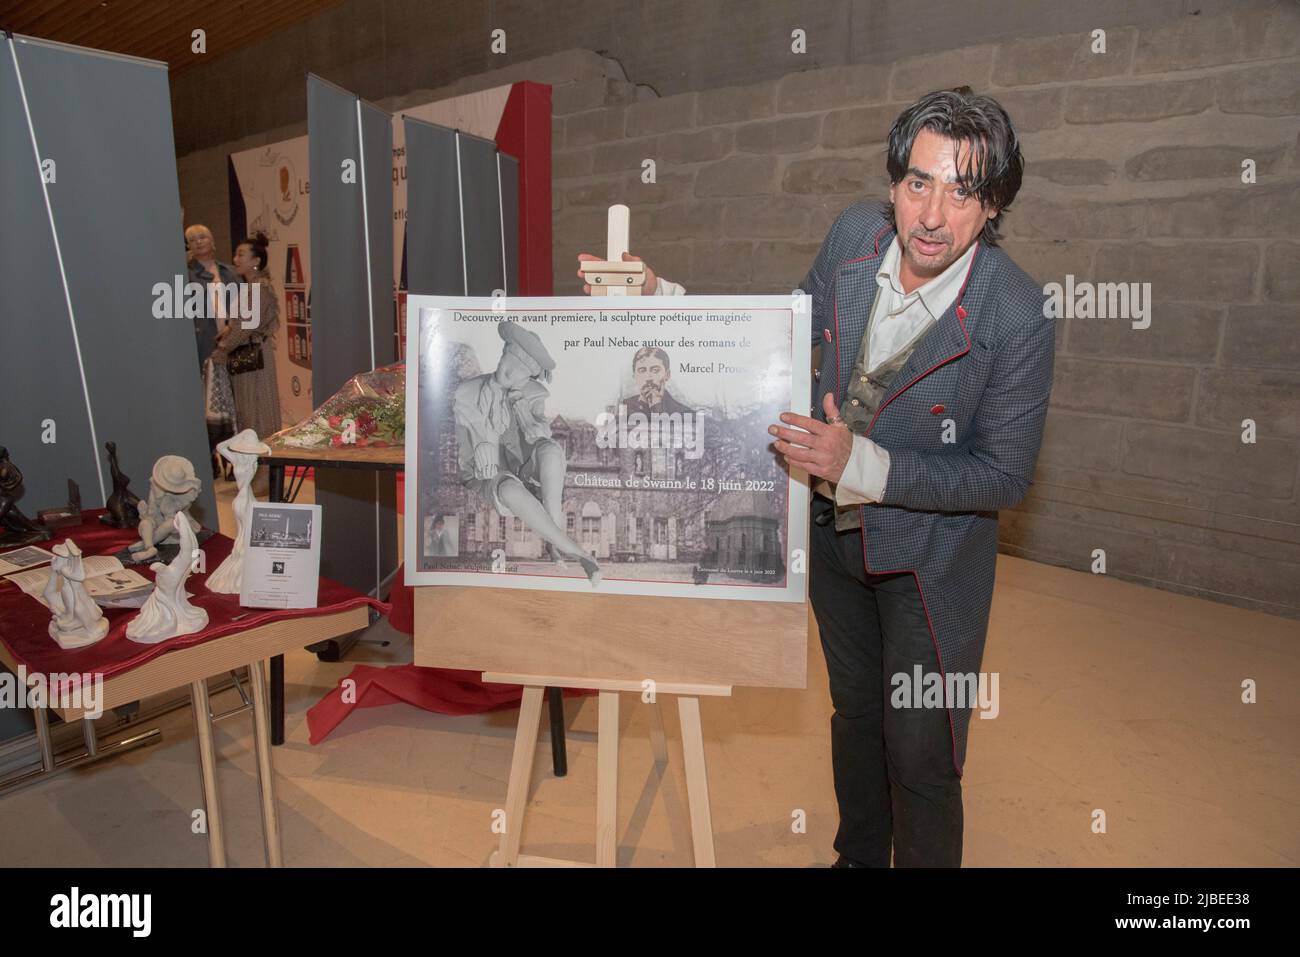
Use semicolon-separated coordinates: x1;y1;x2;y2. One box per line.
404;295;810;602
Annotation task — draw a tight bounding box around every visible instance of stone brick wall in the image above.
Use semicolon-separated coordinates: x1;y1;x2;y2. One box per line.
170;0;1299;618
548;3;1300;618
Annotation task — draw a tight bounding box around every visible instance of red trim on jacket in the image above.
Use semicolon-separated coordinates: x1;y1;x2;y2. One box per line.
832;222;897;398
859;531;963;776
862;240;980;437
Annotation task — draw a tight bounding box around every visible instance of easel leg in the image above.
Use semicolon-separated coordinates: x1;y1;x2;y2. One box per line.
596;690;619;867
677;695;716;868
495;685;545;867
190;678;226;868
648;699;668;770
248;658;283;867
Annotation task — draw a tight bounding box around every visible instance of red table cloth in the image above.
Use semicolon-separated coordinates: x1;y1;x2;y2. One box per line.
0;510;387;693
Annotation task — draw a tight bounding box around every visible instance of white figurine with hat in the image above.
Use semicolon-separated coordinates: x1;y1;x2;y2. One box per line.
126;512;209;644
205;429;271;594
451;320;601;586
44;539;110;649
128;455;203;561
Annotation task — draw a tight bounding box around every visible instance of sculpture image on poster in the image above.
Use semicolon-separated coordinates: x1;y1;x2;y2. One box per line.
404;295;810;602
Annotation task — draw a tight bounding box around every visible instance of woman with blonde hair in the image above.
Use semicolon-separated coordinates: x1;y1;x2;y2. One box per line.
185;224;239;476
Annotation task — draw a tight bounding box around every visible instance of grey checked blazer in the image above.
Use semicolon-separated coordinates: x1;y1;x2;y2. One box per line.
802;200;1055;775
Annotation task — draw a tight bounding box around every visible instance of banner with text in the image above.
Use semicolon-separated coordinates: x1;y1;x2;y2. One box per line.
404;295;810;602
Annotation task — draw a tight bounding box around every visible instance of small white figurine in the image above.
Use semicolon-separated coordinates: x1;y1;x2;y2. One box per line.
45;540;109;650
129;456;202;561
205;429;271;594
126;512;209;644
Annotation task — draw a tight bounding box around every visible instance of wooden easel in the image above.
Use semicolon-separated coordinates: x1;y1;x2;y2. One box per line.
484;673;731;868
413;201;808;867
414;583;806;867
578;204;645;295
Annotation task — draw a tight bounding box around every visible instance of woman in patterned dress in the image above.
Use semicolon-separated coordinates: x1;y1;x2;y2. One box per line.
215;232;283;444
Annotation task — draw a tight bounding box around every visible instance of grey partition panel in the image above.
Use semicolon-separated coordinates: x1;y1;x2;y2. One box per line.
308;74;367;400
360;100;395;369
0;36;213;524
0;40;98;513
499;153;520;296
357;100;398;591
459;134;505;297
307;74;396;595
403;117;465;295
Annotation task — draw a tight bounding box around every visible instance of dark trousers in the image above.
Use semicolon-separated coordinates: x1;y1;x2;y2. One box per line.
808;511;963;866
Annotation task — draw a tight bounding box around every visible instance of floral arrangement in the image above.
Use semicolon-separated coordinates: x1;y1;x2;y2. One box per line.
268;363;405;449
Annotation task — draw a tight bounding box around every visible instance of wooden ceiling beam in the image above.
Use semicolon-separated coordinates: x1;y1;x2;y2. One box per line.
1;0;343;74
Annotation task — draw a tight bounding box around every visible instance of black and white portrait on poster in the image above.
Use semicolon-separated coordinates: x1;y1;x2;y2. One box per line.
404;295;811;602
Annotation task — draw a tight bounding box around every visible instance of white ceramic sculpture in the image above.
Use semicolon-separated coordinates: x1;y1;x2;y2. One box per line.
126;512;209;644
129;455;202;561
205;429;271;594
44;539;109;650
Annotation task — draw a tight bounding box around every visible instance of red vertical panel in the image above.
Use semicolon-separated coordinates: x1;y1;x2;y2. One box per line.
494;80;553;295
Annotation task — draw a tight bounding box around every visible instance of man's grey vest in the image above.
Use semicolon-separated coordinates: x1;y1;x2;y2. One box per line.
833;302;943;531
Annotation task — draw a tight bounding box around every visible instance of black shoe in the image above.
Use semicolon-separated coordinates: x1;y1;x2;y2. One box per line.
831;855;870;868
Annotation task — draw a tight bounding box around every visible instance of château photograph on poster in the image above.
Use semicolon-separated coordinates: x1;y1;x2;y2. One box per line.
403;295;811;603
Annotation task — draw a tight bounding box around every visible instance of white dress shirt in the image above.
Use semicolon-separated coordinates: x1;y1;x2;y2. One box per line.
831;236;977;505
653;234;976;504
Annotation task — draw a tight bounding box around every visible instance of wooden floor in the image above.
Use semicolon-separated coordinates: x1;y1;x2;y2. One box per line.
0;475;1295;867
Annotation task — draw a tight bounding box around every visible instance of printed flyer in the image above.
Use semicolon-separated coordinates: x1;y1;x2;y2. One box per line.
404;295;810;602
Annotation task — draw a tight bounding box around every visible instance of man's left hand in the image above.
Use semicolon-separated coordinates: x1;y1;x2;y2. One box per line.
769;392;854;483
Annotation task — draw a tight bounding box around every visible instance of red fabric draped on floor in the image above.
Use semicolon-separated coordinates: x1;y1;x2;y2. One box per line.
306;480;589;744
305;662;526;744
308;562;576;745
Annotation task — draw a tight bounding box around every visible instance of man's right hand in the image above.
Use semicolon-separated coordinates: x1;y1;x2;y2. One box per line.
577;251;657;295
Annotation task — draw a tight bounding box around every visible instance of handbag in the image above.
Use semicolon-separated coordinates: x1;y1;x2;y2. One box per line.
227;335;264;376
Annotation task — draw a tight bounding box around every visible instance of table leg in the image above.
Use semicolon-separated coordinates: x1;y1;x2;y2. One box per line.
547;687;567;777
189;679;226;868
268;463;285;502
247;658;283;867
267;463;288;746
32;704;54;771
270;655;285;746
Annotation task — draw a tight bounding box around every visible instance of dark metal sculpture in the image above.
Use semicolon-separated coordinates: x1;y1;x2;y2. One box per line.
38;478;82;529
0;446;53;545
101;440;142;529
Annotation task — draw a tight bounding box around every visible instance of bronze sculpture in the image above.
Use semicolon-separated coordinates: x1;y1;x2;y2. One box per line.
101;441;142;528
0;446;53;546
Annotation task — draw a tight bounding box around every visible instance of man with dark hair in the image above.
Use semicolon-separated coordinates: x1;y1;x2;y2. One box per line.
622;345;694;417
579;88;1054;867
